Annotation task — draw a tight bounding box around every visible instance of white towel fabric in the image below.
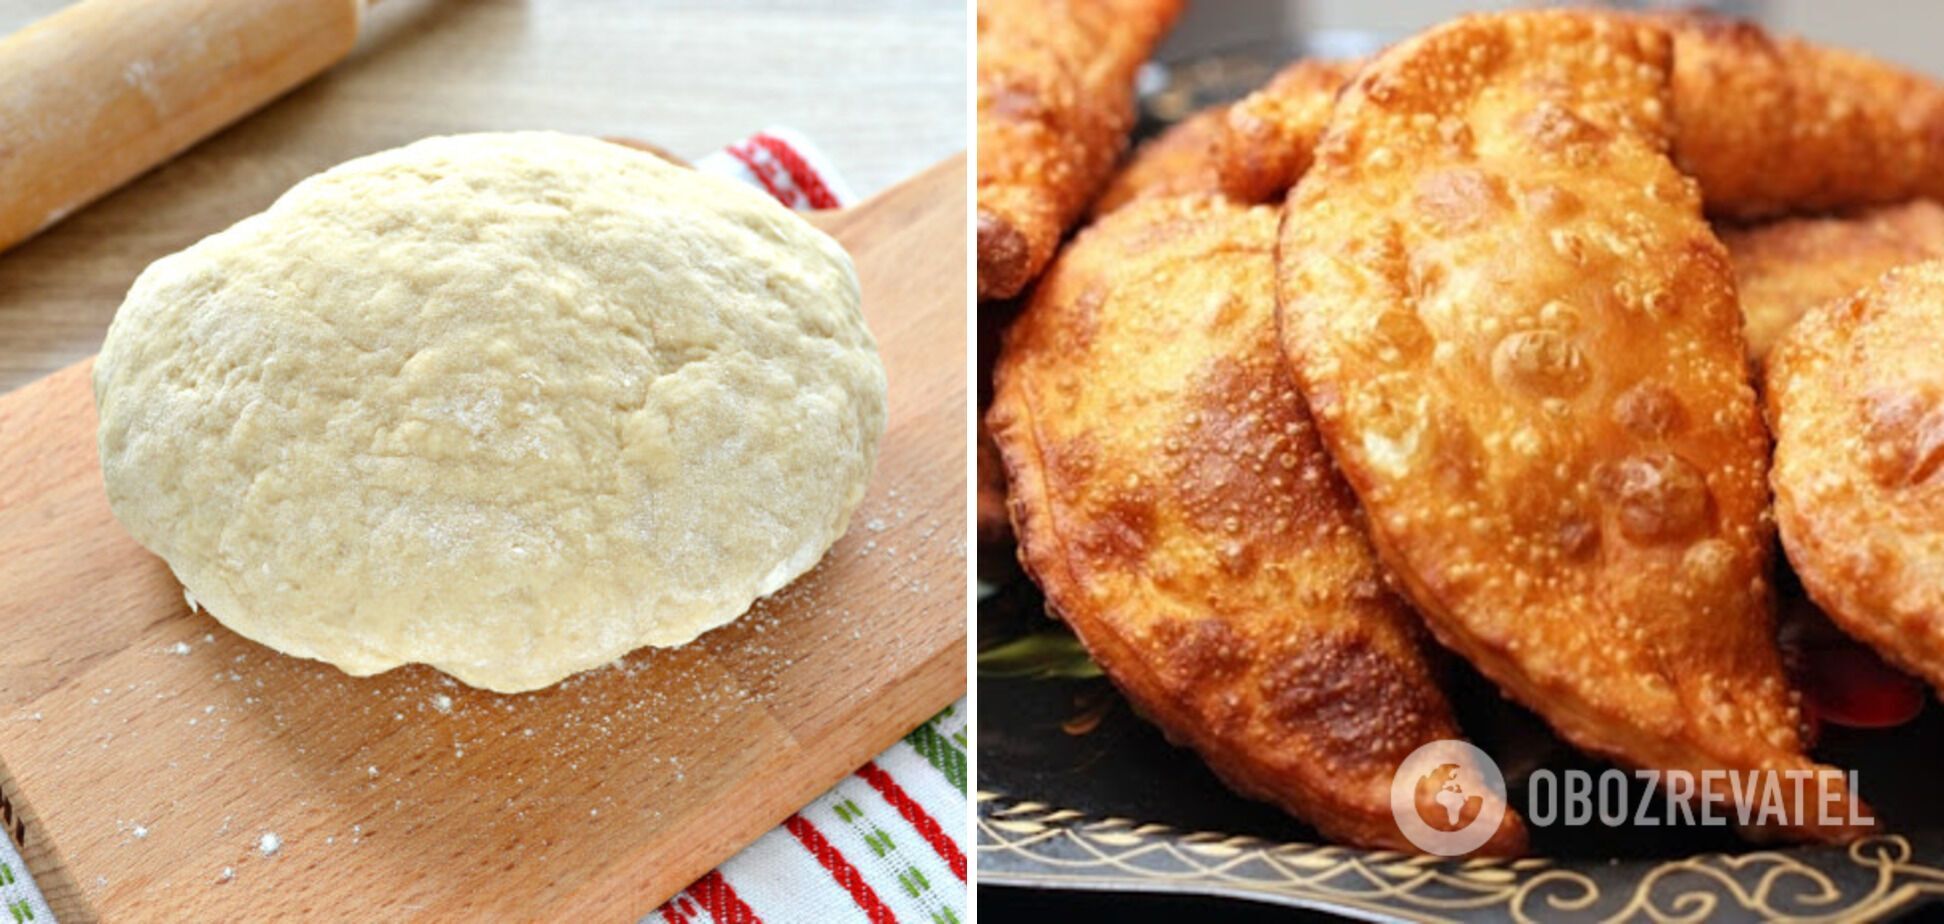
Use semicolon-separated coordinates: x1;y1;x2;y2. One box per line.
0;809;54;924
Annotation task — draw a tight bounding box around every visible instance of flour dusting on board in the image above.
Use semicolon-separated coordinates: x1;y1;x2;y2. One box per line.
66;479;952;902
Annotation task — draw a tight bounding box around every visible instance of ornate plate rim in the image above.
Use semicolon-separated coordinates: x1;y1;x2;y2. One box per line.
977;791;1944;922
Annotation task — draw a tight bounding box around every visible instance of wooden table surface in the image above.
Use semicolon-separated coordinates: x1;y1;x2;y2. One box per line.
0;0;967;393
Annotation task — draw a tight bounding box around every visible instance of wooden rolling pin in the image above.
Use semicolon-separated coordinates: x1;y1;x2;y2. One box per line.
0;0;366;254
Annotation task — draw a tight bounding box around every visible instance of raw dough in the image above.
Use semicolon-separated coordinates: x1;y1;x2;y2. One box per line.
93;132;886;693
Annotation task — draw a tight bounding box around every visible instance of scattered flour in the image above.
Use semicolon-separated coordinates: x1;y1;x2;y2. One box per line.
84;480;949;887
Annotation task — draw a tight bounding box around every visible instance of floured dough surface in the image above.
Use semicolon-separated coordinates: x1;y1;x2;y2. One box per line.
94;131;886;693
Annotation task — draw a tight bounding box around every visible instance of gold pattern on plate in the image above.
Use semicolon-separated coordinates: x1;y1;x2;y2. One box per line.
977;792;1944;922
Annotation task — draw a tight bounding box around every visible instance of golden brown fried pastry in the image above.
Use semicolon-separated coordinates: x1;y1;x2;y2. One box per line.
1101;57;1362;215
1660;11;1944;220
1769;260;1944;697
1092;104;1230;218
976;417;1011;546
1212;57;1363;205
990;195;1525;854
1724;200;1944;365
976;0;1184;300
1213;14;1944;219
1277;10;1866;842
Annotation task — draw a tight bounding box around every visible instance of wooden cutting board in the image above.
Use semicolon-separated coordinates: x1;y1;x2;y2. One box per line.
0;154;968;922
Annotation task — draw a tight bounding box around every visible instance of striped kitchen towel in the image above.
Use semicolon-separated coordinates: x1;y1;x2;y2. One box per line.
648;702;966;924
0;784;54;924
696;127;861;211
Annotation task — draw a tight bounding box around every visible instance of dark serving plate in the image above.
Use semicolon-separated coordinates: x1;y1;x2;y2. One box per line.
977;563;1944;922
977;13;1944;921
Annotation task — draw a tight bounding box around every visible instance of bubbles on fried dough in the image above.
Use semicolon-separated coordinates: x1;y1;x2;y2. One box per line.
1598;452;1713;543
1491;329;1591;398
1614;381;1689;440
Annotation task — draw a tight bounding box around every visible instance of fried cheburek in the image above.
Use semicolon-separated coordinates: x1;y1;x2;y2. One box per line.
1212;57;1364;205
1769;260;1944;698
1208;13;1944;219
976;0;1184;300
1091;104;1230;217
989;195;1526;853
1095;59;1362;219
1661;11;1944;220
1277;10;1867;842
977;418;1011;546
1723;200;1944;365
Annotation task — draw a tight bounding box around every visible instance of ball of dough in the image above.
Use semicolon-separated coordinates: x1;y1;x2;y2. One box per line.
93;132;886;693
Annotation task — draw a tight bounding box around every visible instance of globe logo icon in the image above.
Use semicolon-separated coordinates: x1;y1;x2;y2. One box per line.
1390;740;1508;855
1415;762;1484;832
